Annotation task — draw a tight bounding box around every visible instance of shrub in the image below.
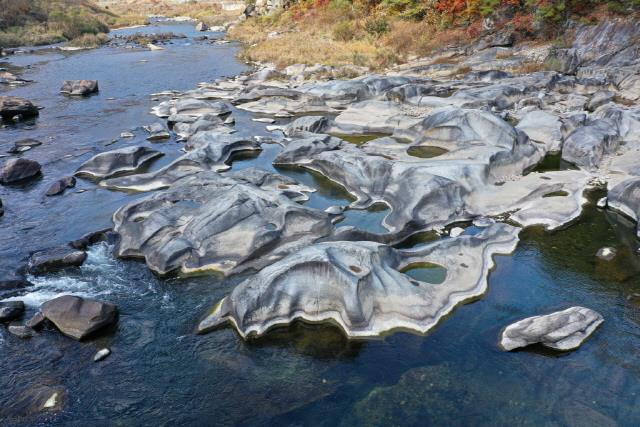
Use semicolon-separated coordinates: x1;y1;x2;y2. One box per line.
365;17;390;37
333;20;356;41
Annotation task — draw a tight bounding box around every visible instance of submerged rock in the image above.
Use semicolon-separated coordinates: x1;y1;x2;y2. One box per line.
75;146;163;180
499;306;603;351
27;246;87;275
113;169;330;275
198;223;519;338
8;325;35;339
25;311;46;329
93;348;111;362
0;96;39;120
7;138;42;154
41;295;118;340
596;247;617;261
45;176;76;196
0;158;42;184
0;301;25;322
60;80;99;96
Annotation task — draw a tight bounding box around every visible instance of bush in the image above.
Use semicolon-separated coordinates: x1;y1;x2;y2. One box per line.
365;17;390;37
333;20;356;41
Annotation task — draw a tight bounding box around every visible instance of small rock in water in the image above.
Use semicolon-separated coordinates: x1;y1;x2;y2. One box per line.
597;197;607;208
8;325;35;339
120;131;134;138
252;117;275;123
147;43;164;51
325;205;345;215
42;392;59;409
45;176;76;196
41;295;118;340
472;217;495;228
499;306;603;351
449;227;465;237
0;301;25;321
94;348;111;362
27;246;87;275
60;80;99;96
596;247;617;261
8;138;42;154
144;122;170;141
195;21;209;32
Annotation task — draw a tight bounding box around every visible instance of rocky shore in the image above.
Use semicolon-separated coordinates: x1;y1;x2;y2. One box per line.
3;17;640;360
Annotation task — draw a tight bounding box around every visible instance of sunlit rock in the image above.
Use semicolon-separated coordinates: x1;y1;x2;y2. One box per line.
198;223;519;338
75;146;163;180
499;306;603;351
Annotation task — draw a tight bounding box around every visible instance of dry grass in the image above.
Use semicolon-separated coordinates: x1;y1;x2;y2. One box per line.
107;0;236;28
228;6;475;71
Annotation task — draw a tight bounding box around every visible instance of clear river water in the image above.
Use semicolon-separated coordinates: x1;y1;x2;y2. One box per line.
0;21;639;426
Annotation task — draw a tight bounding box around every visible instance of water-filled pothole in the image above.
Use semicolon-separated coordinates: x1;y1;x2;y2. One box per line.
528;152;578;173
330;133;388;146
542;190;569;198
400;262;447;284
406;146;449;159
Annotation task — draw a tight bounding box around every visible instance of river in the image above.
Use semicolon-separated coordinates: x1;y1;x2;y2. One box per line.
0;21;639;426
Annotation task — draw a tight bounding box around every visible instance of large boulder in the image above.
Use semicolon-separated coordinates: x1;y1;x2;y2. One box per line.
0;96;39;120
41;295;118;340
198;223;520;338
561;119;619;171
0;158;42;184
26;246;87;275
608;177;640;236
113;169;331;275
499;306;603;351
60;80;99;96
516;110;563;153
75;146;163;180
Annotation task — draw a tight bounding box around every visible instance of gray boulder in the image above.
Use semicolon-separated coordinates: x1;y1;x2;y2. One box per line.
199;223;520;338
45;176;76;196
27;246;87;275
0;301;25;321
144;122;170;141
0;158;42;184
75;146;163;179
561;119;619;171
60;80;99;96
499;306;603;351
0;96;39;120
41;295;118;340
587;90;615;112
608;177;640;236
113;169;331;275
195;21;209;32
283;115;328;136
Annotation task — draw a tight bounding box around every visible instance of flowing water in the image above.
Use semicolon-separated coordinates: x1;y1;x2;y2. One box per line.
1;22;639;426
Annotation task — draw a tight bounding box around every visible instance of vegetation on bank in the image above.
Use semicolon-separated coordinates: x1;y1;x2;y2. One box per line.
0;0;115;48
230;0;640;70
105;1;241;28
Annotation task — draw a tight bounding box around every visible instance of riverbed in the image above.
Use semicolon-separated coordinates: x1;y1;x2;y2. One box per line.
1;22;639;426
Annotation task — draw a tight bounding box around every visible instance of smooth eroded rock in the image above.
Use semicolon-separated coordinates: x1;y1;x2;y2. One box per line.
75;146;163;179
0;301;25;321
41;295;118;340
199;223;519;338
45;176;76;196
499;306;603;351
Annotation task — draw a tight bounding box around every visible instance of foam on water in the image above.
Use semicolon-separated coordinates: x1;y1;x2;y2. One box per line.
2;243;162;307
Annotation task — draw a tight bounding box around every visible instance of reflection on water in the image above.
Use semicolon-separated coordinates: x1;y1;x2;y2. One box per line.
1;22;640;427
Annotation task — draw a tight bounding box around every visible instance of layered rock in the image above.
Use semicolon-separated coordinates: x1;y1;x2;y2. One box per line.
198;223;520;338
75;146;163;180
112;169;331;275
499;307;604;351
101;134;260;192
